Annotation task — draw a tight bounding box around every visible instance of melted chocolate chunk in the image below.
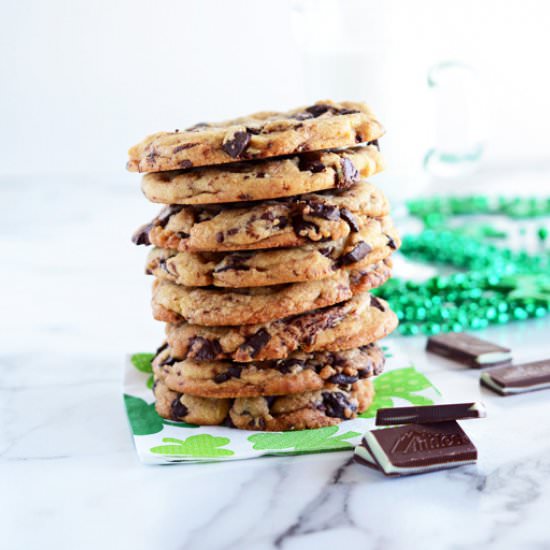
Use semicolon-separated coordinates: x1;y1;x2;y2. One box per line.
328;373;359;385
276;358;305;374
338;158;360;188
321;391;357;419
240;329;270;358
370;295;386;312
157;205;185;228
298;153;325;173
177;231;190;239
304;201;340;221
338;242;372;266
292;217;320;238
223;131;251;158
275;215;288;229
216;232;225;243
319;246;335;258
340;208;360;232
246;126;262;136
305;104;331;117
131;223;153;246
189;337;222;361
171;397;189;419
227;227;239;236
154;342;169;357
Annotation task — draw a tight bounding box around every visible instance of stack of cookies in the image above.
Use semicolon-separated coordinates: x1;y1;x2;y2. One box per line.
128;100;400;431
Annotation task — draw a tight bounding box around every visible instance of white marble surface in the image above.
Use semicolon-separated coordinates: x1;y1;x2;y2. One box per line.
1;172;550;550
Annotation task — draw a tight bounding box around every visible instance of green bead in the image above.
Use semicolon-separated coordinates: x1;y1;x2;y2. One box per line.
513;307;528;320
421;323;440;335
497;313;510;324
538;227;548;241
399;323;419;336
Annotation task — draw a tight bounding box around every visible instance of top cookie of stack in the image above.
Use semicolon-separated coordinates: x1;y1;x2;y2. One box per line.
129;100;400;431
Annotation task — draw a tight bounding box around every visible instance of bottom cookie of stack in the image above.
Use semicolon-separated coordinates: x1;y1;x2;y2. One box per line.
152;344;383;431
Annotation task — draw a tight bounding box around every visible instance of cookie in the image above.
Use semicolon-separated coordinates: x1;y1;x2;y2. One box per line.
151;260;392;326
153;377;374;431
153;342;384;398
127;100;384;172
132;182;390;252
141;144;383;205
165;293;398;362
145;216;400;287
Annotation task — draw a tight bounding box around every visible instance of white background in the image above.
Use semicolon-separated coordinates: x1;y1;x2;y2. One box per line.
2;0;550;176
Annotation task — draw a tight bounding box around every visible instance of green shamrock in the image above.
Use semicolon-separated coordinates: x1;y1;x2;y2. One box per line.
124;394;164;435
360;367;438;418
131;352;155;389
150;435;234;458
248;426;360;454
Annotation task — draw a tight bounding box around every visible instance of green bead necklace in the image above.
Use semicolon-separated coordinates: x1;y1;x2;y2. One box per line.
375;195;550;336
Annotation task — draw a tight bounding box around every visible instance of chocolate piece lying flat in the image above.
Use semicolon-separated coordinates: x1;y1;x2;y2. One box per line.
354;421;477;476
427;333;511;368
375;402;487;426
480;359;550;395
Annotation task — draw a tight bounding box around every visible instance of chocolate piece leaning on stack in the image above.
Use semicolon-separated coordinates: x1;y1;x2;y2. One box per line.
128;100;400;431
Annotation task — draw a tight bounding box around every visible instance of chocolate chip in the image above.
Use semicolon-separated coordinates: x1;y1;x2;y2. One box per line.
157;205;185;228
160;355;179;367
319;246;334;258
173;143;197;154
276;358;305;374
256;172;266;179
179;160;193;169
340;208;360;232
321;391;357;419
239;329;270;358
338;242;372;266
265;396;277;408
154;342;169;357
386;234;397;250
246;126;261;135
216;232;224;243
256;417;266;430
223;131;251;158
189;337;222;361
171;397;189;419
227;227;239;236
370;295;386;312
177;232;190;239
131;223;153;246
304;201;340;221
292;217;319;238
298;153;325;173
327;373;359;385
368;139;380;150
260;211;275;221
213;372;231;384
355;133;363;143
338;158;360;188
305;104;331;117
336;108;360;115
146;148;158;162
275;215;288;229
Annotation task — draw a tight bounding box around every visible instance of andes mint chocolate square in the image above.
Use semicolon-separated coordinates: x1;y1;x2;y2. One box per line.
426;333;512;368
354;421;477;476
480;359;550;395
375;402;487;426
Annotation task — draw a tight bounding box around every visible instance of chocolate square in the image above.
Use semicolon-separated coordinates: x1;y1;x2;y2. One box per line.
481;359;550;395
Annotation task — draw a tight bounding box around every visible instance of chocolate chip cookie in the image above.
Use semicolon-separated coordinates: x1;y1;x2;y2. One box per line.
145;216;399;287
153;377;374;431
153;342;384;398
165;293;398;362
127;100;384;172
141;144;383;204
132;182;389;252
151;259;391;326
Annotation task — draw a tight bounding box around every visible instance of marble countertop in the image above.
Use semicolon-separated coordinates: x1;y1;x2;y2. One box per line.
1;172;549;550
